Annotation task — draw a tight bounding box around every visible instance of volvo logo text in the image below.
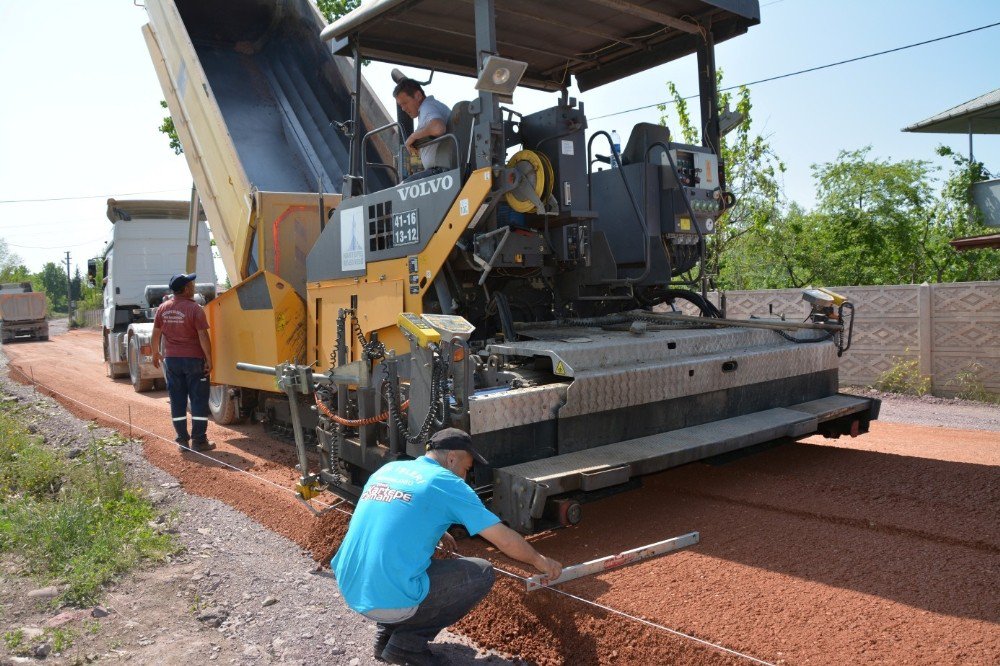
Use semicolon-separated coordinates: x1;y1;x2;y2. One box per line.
397;175;454;201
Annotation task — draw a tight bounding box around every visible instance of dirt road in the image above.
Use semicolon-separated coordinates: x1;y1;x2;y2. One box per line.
4;329;998;665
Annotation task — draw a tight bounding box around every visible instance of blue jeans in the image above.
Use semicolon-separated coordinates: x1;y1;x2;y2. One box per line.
163;357;210;443
380;557;495;653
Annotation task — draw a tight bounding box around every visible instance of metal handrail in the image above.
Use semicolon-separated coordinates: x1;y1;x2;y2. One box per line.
361;121;405;193
403;133;461;178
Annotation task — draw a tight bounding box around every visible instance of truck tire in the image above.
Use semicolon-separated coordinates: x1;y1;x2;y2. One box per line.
209;384;243;424
128;336;156;393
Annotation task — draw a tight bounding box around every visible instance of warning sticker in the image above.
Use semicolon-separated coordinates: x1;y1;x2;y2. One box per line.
555;361;566;376
679;217;691;231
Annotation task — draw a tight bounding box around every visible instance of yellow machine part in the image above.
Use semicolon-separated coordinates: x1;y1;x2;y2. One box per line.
307;167;493;371
397;313;442;348
206;270;307;392
817;287;848;306
504;150;547;213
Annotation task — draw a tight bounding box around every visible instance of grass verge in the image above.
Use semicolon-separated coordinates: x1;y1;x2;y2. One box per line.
0;403;176;606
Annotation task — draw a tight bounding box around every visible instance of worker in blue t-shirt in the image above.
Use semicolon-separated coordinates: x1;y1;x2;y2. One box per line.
332;428;562;666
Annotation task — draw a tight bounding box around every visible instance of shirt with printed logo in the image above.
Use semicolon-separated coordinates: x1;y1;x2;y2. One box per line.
332;456;499;613
153;296;209;358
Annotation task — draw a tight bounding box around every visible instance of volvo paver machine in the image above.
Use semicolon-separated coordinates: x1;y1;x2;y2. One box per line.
145;0;878;533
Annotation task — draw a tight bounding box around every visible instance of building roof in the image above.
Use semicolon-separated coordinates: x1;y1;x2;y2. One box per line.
903;88;1000;134
950;232;1000;251
321;0;760;92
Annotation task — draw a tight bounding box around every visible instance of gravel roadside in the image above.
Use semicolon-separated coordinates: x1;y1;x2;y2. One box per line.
846;386;1000;432
0;352;515;666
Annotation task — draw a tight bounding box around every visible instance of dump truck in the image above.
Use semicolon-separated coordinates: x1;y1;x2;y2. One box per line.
144;0;879;532
0;283;48;343
91;198;216;392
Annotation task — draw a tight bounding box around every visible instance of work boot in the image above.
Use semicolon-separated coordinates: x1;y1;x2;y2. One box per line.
176;437;190;453
373;624;394;661
191;439;216;452
381;644;439;666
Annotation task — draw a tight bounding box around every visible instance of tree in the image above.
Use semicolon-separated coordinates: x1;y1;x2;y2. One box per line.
71;266;84;302
807;147;938;286
33;262;69;313
923;147;1000;282
0;238;25;281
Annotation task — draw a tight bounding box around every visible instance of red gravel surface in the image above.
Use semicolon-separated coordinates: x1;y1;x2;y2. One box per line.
5;329;999;665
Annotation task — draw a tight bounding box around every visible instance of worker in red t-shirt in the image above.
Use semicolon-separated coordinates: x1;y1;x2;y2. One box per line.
152;273;215;452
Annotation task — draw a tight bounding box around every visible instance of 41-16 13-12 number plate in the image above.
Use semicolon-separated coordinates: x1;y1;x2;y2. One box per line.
392;209;419;246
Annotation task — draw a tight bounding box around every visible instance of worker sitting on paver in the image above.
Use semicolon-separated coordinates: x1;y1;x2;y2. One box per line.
393;78;451;181
333;428;562;666
151;273;214;453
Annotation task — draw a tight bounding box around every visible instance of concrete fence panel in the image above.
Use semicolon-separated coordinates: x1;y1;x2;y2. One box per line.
680;281;999;395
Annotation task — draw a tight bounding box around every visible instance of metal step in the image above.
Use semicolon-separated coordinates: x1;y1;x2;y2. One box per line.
491;395;873;532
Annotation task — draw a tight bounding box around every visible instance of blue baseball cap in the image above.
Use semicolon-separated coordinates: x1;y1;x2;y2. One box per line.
168;273;197;292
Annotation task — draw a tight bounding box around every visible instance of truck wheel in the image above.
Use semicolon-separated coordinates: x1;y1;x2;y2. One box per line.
128;336;155;393
209;384;243;424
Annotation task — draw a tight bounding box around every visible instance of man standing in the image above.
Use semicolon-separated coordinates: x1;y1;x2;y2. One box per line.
393;78;451;179
152;273;214;453
333;428;562;666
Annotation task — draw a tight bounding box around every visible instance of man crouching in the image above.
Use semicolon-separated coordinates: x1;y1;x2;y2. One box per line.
332;428;562;665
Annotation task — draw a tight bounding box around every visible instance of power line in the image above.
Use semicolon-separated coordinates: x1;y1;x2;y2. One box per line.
0;188;189;205
5;237;107;250
590;20;1000;121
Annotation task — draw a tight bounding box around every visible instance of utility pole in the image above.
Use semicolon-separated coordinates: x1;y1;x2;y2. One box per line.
64;251;72;325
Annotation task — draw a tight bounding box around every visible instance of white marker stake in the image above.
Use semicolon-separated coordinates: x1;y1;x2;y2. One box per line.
526;531;700;592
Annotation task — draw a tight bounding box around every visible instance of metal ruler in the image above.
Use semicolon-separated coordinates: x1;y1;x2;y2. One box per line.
525;531;700;591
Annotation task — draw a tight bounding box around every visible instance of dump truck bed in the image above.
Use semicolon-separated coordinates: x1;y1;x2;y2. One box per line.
0;292;46;323
143;0;394;282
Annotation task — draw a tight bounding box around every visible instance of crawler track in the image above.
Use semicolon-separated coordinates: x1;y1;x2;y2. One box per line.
5;329;998;665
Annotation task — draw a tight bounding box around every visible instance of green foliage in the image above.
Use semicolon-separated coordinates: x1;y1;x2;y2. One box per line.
3;629;24;651
0;413;176;606
316;0;361;22
158;100;183;155
47;627;75;653
30;262;68;313
0;239;25;281
808;147;938;286
76;259;104;318
945;362;999;404
0;264;31;283
873;356;931;396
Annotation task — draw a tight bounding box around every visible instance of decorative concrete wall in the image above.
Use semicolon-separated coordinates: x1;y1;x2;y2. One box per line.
688;281;1000;395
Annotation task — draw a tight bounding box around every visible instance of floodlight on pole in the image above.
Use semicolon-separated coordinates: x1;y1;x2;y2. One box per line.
475;56;527;96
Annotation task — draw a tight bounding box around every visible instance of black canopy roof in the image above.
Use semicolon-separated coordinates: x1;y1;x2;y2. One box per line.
322;0;760;92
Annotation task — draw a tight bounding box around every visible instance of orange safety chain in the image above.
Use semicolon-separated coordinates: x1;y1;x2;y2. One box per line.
313;392;409;427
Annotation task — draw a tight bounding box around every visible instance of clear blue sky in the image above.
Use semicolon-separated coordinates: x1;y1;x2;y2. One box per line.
0;0;997;276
